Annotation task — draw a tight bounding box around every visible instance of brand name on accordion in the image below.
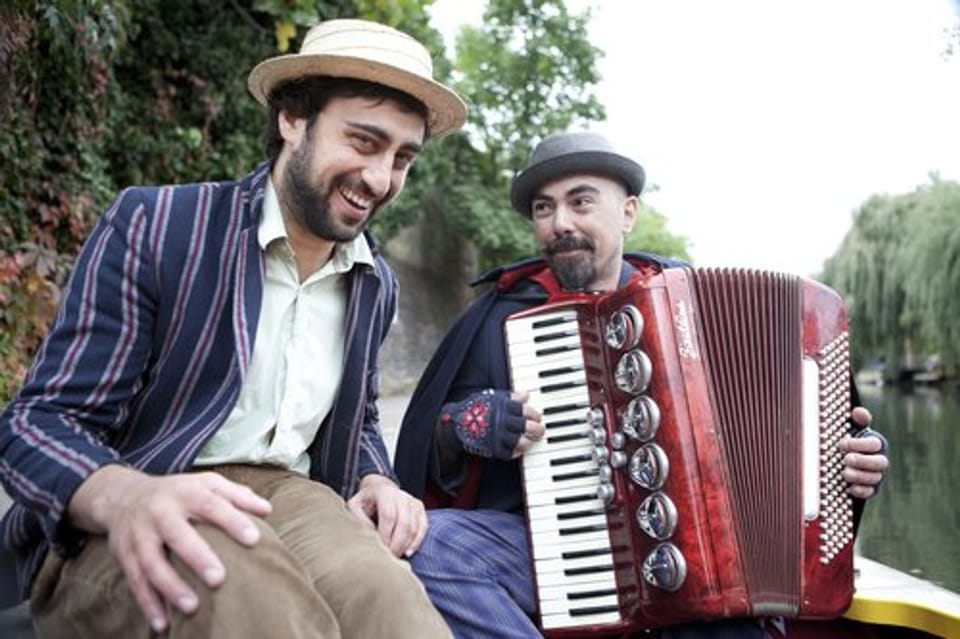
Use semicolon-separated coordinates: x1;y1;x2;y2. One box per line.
674;300;698;359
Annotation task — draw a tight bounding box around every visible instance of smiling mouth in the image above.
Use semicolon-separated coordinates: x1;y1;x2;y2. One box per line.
339;184;375;212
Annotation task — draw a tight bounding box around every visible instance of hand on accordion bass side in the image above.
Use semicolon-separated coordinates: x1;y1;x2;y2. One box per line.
839;406;890;500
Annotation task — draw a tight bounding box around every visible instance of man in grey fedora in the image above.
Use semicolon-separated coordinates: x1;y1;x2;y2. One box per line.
0;18;464;638
394;131;889;638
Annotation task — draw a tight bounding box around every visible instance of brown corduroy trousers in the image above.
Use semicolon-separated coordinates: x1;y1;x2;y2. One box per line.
30;465;451;638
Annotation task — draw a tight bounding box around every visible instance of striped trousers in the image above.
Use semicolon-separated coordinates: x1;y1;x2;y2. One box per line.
410;508;776;639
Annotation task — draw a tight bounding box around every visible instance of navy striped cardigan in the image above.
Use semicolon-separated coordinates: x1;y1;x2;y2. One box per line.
0;162;398;602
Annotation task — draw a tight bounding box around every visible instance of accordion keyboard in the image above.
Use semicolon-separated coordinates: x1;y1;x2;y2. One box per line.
505;307;623;630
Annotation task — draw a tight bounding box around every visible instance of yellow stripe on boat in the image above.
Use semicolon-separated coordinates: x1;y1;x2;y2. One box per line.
845;556;960;638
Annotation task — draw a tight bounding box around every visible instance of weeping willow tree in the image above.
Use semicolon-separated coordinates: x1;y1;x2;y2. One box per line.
821;177;960;376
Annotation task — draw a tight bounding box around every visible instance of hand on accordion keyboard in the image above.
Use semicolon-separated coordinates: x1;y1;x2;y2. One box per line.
839;406;890;499
440;389;543;460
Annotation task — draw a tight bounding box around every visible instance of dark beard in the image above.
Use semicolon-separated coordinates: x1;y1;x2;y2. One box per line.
281;140;374;243
544;236;597;291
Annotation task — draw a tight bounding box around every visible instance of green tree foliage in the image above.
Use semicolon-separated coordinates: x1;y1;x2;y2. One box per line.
0;0;359;401
626;201;691;263
410;0;609;271
821;178;960;375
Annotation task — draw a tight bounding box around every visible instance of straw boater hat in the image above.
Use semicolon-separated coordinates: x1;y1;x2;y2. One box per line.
510;132;646;216
247;19;467;138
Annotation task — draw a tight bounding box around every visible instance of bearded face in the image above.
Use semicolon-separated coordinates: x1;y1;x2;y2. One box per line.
543;234;598;291
280;130;381;243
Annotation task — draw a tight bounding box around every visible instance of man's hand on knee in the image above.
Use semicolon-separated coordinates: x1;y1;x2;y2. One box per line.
348;474;428;558
67;465;272;632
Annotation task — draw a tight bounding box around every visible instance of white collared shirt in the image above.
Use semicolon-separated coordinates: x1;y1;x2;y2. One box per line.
194;177;374;474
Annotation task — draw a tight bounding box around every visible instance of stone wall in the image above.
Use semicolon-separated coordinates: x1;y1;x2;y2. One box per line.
378;207;478;395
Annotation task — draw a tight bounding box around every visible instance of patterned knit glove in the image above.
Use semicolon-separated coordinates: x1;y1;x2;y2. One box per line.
440;389;526;460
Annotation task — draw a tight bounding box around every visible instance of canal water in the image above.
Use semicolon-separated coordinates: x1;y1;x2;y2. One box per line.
854;385;960;593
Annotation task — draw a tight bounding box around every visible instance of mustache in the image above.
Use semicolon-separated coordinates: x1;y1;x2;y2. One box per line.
338;176;380;203
544;236;595;256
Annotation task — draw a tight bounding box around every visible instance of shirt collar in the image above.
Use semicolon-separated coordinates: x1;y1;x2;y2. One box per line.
259;176;375;272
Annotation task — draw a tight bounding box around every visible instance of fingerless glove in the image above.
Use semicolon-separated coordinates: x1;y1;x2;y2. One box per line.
439;389;526;460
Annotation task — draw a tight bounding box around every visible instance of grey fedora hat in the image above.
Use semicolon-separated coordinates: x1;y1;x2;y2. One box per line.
510;132;645;216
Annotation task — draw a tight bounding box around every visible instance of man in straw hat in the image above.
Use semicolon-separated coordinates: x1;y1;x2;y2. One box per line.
0;18;465;637
394;131;888;638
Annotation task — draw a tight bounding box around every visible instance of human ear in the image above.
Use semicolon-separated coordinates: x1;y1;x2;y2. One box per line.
622;195;639;234
278;111;306;146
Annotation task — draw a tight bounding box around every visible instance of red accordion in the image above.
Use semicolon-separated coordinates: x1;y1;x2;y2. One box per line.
504;267;856;636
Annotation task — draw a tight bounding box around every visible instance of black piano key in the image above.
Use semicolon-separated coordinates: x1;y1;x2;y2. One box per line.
549;453;593;467
538;364;584;378
562;547;613;560
565;563;616;577
552;469;598;482
544;416;585;429
531;316;577;329
554;492;596;505
546;431;589;444
533;329;578;343
540;380;587;394
556;508;606;520
567;588;618;601
535;344;579;357
559;523;609;536
543;402;589;415
569;605;621;617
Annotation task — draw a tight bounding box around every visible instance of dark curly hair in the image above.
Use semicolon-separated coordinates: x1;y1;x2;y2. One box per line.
263;76;430;163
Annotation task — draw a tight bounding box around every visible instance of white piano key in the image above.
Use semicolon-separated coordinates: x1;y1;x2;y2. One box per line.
523;459;598;481
528;512;608;535
533;552;615;577
523;444;596;468
524;470;599;489
511;370;587;391
529;539;615;563
506;308;578;326
528;387;590;408
506;332;582;353
506;312;579;337
537;581;619;603
509;349;585;371
538;593;620;616
509;349;584;371
540;610;623;630
528;528;611;555
534;444;592;462
524;474;601;503
524;497;607;521
539;431;591;448
540;407;592;423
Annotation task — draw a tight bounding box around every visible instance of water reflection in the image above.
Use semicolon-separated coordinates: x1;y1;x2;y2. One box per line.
855;385;960;593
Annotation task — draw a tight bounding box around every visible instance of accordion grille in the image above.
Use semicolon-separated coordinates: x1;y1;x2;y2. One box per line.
690;268;803;604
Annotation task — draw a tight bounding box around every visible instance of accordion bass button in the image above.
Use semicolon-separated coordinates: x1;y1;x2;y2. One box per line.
598;463;613;483
597;482;616;505
610;432;626;450
586;407;605;429
592;445;610;463
588;425;606;445
609;451;628;469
